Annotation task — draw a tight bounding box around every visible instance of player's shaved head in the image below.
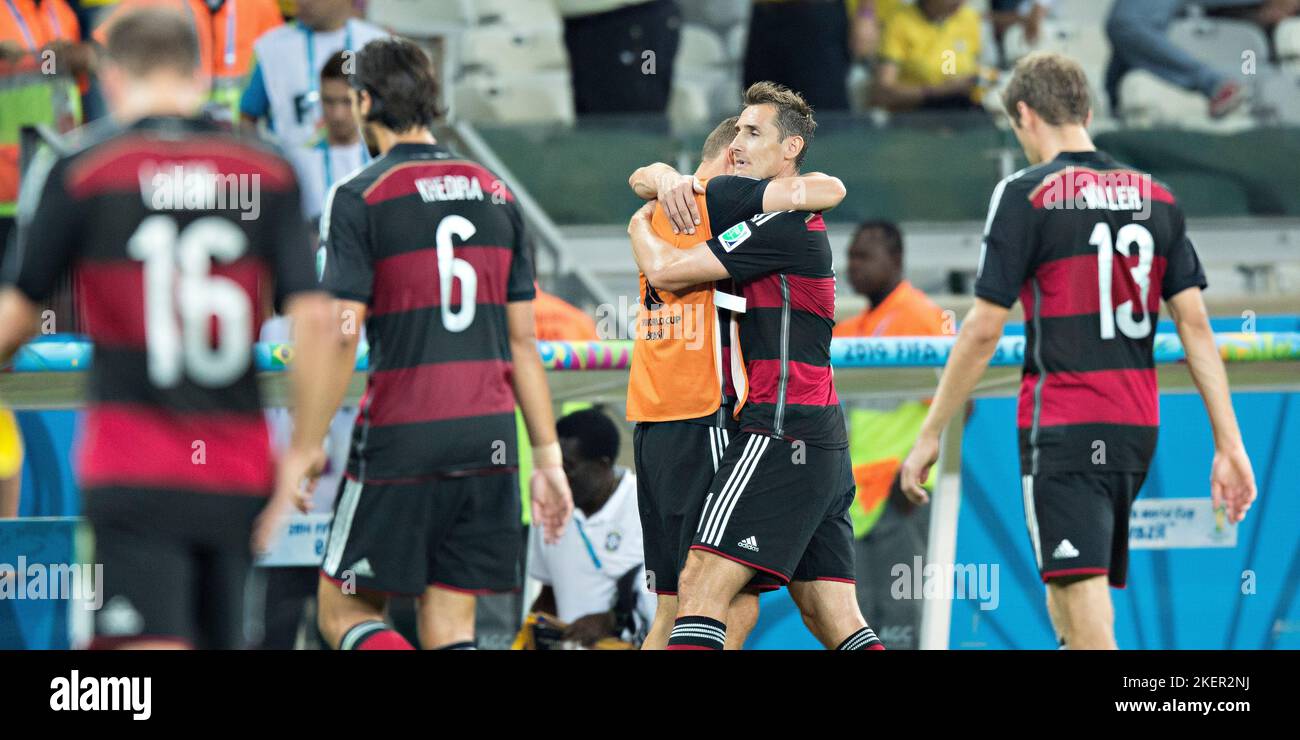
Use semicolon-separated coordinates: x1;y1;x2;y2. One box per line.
105;7;199;77
701;116;740;162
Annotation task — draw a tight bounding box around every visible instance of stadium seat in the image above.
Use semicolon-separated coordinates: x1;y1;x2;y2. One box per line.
1277;17;1300;72
1002;21;1110;114
1255;68;1300;125
1050;0;1114;27
668;76;713;130
460;25;569;75
366;0;473;34
454;71;575;125
724;24;747;62
1167;18;1270;81
683;0;749;32
467;0;562;27
676;24;727;72
1117;70;1210;128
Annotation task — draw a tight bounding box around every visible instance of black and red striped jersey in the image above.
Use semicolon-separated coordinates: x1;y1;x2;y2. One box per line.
706;210;846;449
7;115;318;496
974;149;1208;474
319;142;535;481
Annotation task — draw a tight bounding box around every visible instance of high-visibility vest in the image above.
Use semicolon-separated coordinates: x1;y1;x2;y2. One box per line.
626;181;746;423
836;281;947;538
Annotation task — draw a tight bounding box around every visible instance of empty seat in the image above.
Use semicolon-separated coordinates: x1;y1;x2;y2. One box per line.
685;0;749;32
1117;69;1255;131
677;23;727;71
1050;0;1115;27
366;0;473;34
1167;18;1270;81
1277;17;1300;70
467;0;562;27
1002;20;1110;113
460;25;569;75
454;71;575;125
1255;68;1300;125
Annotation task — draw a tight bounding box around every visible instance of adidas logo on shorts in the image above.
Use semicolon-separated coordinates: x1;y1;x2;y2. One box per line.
738;536;760;552
1053;539;1080;560
349;558;375;577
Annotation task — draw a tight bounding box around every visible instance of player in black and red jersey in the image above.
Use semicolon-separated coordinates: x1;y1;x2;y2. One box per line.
0;7;341;649
299;38;572;650
627;82;882;651
899;52;1257;649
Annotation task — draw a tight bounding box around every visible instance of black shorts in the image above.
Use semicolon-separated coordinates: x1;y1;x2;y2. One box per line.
634;420;736;595
84;487;263;649
690;433;856;585
320;472;522;596
1021;471;1146;588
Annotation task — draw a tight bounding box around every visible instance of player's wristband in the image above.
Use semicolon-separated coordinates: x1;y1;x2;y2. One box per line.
532;441;562;469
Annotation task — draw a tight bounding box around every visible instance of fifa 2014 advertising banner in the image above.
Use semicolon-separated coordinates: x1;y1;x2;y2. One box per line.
1129;498;1237;551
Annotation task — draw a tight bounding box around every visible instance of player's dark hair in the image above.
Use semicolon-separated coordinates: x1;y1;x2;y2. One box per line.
321;49;350;83
556;408;620;463
701;115;739;162
743;81;816;168
105;7;199;77
1003;52;1091;127
351;38;440;132
853;219;903;263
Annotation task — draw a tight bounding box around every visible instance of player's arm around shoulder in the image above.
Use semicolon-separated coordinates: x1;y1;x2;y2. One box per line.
629;162;703;235
626;201;729;292
761;172;846;213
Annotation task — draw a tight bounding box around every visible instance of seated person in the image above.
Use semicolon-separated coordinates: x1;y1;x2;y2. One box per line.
872;0;985;111
526;409;653;648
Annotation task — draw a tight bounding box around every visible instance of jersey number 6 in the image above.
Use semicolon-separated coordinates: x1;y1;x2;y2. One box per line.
436;215;478;332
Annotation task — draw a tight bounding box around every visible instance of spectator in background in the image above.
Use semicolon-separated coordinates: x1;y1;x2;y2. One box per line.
990;0;1050;48
849;0;904;62
94;0;284;118
301;49;368;224
834;221;945;648
745;0;852;111
239;0;385;217
533;284;599;341
557;0;679;115
871;0;984;111
528;408;653;647
1104;0;1296;119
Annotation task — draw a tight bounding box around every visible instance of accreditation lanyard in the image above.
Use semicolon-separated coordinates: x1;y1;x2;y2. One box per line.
4;0;37;51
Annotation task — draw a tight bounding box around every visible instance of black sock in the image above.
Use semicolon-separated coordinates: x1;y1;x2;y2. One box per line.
436;640;477;650
836;626;883;650
667;616;727;650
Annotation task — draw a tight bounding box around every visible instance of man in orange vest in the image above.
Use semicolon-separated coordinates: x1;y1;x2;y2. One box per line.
833;220;946;648
94;0;283;115
626;115;848;648
533;284;599;341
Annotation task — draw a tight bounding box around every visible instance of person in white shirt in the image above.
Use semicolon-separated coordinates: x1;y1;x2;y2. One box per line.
238;0;386;217
529;408;654;647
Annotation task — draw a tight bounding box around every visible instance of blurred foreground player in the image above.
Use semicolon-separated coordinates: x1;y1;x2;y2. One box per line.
305;38;573;650
0;7;340;648
900;52;1257;649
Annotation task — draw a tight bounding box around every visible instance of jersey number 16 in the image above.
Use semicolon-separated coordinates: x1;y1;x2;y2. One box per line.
129;215;252;388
